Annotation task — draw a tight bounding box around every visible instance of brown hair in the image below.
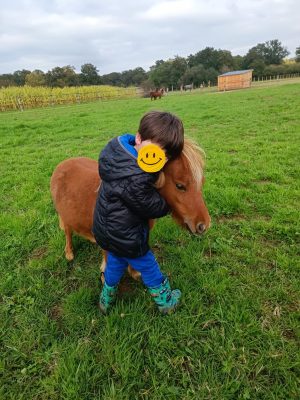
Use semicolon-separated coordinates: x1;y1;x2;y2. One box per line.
138;111;184;160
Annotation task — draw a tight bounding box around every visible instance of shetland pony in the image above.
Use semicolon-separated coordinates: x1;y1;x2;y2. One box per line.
50;139;211;277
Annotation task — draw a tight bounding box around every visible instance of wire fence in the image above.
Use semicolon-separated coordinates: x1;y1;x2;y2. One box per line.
252;73;300;82
177;73;300;93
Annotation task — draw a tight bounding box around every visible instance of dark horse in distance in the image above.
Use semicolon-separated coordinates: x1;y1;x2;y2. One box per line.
150;88;164;100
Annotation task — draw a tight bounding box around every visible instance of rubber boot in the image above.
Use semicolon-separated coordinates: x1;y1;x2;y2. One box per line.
148;277;181;315
99;282;118;314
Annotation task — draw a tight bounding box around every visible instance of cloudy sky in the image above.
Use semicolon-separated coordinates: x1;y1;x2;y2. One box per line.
0;0;299;74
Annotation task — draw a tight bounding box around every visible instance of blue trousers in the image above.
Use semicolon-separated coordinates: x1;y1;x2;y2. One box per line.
104;250;164;288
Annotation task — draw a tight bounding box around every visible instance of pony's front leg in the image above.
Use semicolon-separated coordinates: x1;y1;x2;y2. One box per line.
100;250;107;283
101;219;155;283
149;219;155;230
100;250;141;282
59;216;74;261
127;219;155;280
128;266;141;280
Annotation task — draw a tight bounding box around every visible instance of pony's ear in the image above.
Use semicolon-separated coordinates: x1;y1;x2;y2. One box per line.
154;172;165;189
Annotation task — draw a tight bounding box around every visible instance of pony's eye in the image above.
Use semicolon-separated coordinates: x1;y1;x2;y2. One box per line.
176;183;186;192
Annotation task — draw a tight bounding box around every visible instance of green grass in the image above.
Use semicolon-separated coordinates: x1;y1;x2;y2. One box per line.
1;83;299;399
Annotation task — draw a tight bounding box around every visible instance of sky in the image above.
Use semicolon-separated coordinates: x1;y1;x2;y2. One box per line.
0;0;299;75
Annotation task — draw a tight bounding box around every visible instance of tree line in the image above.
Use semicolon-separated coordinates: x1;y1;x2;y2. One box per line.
1;40;299;90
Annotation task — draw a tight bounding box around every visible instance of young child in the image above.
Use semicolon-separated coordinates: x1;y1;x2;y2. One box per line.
92;110;184;314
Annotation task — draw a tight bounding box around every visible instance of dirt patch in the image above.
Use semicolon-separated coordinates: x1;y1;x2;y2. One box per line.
254;179;273;185
259;235;283;249
118;274;138;296
30;246;48;259
49;304;63;322
152;242;166;263
282;329;297;340
216;214;247;223
188;126;198;134
203;247;214;258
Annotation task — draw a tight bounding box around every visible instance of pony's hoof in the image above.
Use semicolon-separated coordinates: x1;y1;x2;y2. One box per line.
128;266;141;281
65;251;74;261
100;272;105;284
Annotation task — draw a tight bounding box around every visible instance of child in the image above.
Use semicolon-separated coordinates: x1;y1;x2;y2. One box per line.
92;111;184;314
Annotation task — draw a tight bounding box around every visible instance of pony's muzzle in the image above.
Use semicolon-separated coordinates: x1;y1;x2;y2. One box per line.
196;223;206;234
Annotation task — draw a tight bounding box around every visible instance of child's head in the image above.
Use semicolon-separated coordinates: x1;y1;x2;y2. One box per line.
138;111;184;160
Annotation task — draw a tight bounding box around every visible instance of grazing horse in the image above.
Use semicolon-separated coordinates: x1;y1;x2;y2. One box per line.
50;139;211;278
150;88;164;100
184;84;193;91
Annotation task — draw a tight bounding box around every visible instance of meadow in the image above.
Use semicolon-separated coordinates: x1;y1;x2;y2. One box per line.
0;83;299;399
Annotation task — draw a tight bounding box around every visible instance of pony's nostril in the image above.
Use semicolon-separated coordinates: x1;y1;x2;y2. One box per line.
196;223;206;234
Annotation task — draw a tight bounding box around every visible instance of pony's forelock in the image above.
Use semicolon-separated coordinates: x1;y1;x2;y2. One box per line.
182;138;205;187
154;172;165;189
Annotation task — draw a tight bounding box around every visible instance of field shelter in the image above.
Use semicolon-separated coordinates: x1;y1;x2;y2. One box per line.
218;69;253;91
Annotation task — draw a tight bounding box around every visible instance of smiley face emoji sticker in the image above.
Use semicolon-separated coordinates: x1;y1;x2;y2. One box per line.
137;143;167;173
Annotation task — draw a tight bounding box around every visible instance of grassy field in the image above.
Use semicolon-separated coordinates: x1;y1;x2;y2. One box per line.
0;83;299;399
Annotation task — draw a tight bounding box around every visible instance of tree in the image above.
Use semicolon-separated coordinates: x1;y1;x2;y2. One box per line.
233;55;244;70
121;68;147;86
187;47;234;72
263;40;289;64
149;60;171;87
218;50;235;71
101;72;123;86
180;65;206;86
0;74;14;87
150;60;165;70
242;45;266;73
205;67;219;84
149;56;187;89
296;47;300;63
244;40;289;68
250;60;266;77
80;63;99;85
130;67;147;85
25;70;46;86
139;78;153;93
45;66;78;87
169;56;187;87
187;47;219;70
13;69;31;86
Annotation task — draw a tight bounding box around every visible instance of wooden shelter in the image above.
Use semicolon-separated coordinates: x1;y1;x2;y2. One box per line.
218;70;253;91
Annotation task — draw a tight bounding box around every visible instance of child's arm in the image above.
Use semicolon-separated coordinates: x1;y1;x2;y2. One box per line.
122;175;170;219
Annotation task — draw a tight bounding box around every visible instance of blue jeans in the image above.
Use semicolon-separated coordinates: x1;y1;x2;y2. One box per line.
104;250;164;288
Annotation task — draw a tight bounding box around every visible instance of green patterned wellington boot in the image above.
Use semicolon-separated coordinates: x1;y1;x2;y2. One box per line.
148;277;181;315
99;282;118;314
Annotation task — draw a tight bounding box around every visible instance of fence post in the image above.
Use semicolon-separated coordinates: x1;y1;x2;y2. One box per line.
17;97;24;111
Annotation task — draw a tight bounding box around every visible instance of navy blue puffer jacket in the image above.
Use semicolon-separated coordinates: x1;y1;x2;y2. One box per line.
92;134;170;258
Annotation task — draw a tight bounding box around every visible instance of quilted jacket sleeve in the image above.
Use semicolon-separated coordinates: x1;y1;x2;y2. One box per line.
121;175;170;219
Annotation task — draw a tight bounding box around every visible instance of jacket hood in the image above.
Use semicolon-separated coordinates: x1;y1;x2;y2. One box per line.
99;135;144;181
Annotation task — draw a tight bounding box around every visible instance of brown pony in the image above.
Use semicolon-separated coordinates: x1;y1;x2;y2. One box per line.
50;138;211;277
150;88;164;100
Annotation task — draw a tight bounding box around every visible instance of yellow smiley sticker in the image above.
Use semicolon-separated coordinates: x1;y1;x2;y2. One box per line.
137;143;166;173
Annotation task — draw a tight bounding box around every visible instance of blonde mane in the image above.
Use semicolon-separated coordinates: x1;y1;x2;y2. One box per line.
182;137;205;186
154;137;206;190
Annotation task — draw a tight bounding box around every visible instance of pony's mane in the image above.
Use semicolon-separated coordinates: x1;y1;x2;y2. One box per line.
182;137;205;187
155;137;205;190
